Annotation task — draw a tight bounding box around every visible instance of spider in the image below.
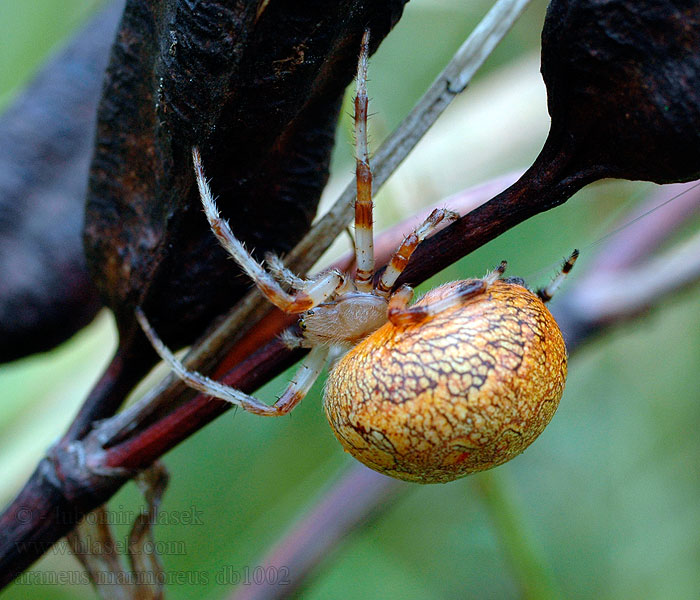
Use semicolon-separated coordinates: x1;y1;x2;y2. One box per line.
137;30;578;483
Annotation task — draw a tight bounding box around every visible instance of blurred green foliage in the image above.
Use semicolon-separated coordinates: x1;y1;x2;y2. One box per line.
0;0;102;109
1;1;699;599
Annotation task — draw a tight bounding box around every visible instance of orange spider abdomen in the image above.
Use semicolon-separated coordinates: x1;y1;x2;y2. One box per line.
323;279;568;483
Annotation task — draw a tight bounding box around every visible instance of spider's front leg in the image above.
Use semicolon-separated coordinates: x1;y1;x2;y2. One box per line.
193;147;345;314
264;253;309;290
136;308;329;416
351;29;459;298
387;261;507;326
352;29;374;293
374;207;460;296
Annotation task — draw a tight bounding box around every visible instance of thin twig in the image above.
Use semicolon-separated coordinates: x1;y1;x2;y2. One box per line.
572;228;700;320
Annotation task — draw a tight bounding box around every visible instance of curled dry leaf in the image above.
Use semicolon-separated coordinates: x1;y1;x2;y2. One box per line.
541;0;700;183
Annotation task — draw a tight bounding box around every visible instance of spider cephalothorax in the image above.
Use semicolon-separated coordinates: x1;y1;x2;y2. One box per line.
138;30;577;483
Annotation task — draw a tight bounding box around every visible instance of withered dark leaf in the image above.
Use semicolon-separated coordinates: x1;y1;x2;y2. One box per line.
541;0;700;183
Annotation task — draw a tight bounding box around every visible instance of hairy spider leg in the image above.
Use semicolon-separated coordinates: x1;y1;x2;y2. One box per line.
264;252;355;300
264;252;312;289
375;208;460;296
353;29;374;292
537;249;579;302
136;308;330;416
387;261;508;326
193;146;346;313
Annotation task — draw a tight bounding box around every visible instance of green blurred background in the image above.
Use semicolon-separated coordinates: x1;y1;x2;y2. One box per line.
1;1;699;598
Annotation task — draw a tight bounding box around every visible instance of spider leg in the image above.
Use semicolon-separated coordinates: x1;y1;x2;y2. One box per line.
387;261;507;326
376;208;460;296
265;252;309;290
353;29;374;292
193;147;345;313
269;345;329;414
136;308;328;416
265;252;354;296
536;249;579;303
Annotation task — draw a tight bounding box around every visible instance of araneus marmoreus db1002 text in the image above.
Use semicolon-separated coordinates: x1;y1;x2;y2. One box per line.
137;30;578;484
